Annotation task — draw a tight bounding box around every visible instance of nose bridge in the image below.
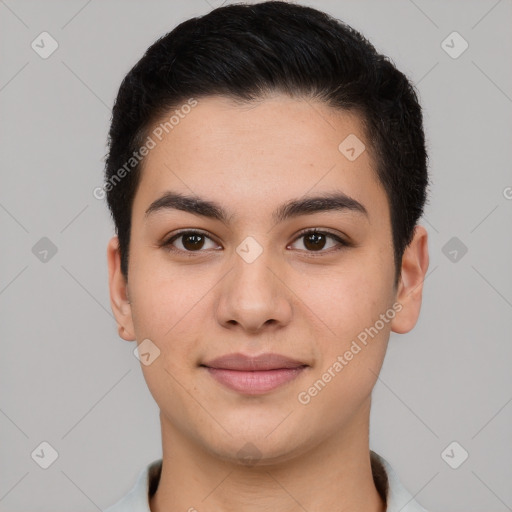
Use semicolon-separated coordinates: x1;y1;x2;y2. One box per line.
216;235;292;331
231;236;277;304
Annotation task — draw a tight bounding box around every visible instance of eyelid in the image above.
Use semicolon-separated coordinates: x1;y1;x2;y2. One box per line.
288;228;349;254
162;229;221;251
292;227;347;244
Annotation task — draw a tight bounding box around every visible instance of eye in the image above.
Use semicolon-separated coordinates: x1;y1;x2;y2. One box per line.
161;228;349;256
162;230;220;254
289;229;348;254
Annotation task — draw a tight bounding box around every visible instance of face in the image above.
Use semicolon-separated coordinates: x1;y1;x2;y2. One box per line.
108;94;428;465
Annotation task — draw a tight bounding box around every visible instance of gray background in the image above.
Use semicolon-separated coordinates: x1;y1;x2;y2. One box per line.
1;0;511;510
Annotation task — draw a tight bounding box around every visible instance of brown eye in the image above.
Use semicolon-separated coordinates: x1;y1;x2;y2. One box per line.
290;229;347;253
303;231;327;251
181;233;206;251
163;230;220;253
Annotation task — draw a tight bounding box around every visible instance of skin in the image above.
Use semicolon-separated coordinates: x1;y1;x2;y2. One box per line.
107;94;429;512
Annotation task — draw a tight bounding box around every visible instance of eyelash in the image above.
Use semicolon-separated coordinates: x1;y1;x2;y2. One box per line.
161;228;350;257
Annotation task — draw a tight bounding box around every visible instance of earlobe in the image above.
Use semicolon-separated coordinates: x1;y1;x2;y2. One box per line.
107;236;136;341
391;225;429;334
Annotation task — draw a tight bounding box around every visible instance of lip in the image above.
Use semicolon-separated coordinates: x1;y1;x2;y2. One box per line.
201;353;308;395
202;352;307;371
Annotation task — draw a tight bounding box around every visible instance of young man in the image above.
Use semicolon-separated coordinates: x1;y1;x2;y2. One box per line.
103;2;430;511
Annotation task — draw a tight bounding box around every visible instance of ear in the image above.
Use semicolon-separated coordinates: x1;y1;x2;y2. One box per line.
391;225;429;334
107;236;136;341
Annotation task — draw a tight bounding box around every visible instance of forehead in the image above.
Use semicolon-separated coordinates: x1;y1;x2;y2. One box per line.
132;94;387;223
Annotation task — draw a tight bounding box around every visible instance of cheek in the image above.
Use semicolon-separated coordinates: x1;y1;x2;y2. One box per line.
128;246;210;339
294;266;390;417
298;258;393;339
293;255;394;400
130;269;209;420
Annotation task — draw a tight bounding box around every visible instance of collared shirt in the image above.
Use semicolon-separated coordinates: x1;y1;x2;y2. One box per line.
105;451;428;512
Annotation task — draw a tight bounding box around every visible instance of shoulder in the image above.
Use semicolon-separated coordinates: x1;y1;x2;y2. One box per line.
104;459;162;512
371;451;429;512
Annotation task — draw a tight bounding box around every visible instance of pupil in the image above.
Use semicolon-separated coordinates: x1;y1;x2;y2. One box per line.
184;234;204;250
305;232;325;251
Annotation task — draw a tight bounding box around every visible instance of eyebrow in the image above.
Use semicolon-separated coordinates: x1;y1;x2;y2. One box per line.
144;190;368;225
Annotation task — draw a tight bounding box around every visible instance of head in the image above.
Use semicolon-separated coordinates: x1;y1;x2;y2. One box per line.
105;1;429;464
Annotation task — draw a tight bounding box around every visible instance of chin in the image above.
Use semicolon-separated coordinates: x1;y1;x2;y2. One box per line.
197;423;312;468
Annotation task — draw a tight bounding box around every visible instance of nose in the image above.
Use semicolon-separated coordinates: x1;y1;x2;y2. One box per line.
215;244;293;334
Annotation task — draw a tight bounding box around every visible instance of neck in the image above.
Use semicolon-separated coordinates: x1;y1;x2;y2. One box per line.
150;399;385;512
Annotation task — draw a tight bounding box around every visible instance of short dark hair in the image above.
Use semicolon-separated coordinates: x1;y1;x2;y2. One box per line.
104;0;429;284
